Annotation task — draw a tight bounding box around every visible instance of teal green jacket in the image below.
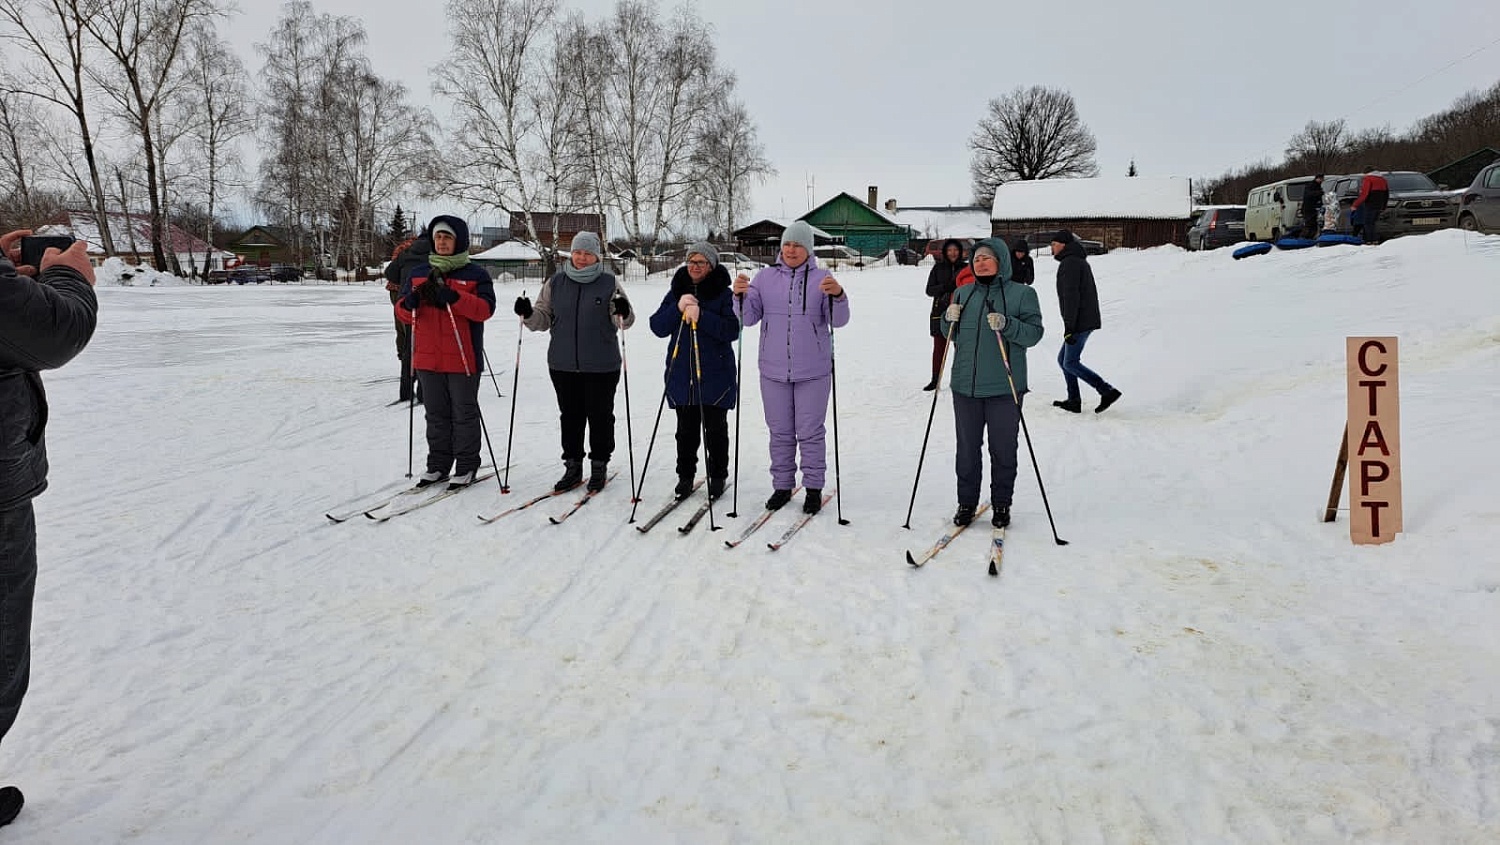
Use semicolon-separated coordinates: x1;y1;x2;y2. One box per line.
942;241;1045;398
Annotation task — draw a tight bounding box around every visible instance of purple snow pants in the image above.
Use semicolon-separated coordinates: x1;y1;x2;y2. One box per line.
760;375;831;490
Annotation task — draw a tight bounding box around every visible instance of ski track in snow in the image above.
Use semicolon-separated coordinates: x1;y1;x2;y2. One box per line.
9;231;1500;842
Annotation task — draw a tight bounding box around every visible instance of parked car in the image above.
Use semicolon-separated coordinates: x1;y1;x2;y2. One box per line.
1324;171;1460;241
230;268;267;285
1186;206;1247;250
894;247;922;265
812;245;868;267
715;250;766;275
268;265;303;282
206;270;230;285
1022;232;1108;256
1245;176;1319;240
1458;162;1500;234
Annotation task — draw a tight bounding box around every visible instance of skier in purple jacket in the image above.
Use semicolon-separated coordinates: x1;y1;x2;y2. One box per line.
732;221;850;514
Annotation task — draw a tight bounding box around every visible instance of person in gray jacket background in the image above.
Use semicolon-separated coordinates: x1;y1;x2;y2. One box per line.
514;232;635;493
0;229;98;827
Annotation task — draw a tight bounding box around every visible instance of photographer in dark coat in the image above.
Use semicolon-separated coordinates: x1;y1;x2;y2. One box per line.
923;239;967;391
0;229;98;827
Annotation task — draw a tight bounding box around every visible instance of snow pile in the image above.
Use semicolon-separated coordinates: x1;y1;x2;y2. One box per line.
93;256;191;286
17;228;1500;842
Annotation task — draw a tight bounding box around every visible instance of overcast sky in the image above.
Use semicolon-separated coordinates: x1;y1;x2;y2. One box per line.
229;0;1500;230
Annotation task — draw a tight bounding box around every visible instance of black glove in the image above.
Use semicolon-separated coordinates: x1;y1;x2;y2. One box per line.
611;296;630;318
1065;334;1077;346
401;289;422;311
421;279;457;307
514;296;533;318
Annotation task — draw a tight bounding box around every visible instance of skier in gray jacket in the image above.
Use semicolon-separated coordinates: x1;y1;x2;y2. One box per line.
514;232;635;492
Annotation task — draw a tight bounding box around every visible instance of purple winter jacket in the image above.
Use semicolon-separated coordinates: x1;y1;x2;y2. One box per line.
737;256;851;384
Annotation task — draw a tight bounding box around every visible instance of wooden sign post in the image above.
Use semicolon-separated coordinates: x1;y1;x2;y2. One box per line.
1345;337;1402;544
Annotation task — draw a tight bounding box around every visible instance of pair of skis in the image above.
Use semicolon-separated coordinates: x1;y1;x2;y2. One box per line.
634;480;730;536
906;509;1007;577
325;469;500;524
474;473;620;526
721;487;836;551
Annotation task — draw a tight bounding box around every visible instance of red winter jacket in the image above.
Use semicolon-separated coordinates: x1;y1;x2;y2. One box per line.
954;266;976;289
1354;173;1390;209
394;263;496;374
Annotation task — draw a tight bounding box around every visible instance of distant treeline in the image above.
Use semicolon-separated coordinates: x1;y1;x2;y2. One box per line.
1196;81;1500;203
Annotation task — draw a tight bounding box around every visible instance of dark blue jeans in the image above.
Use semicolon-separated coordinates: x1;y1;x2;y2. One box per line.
953;392;1021;508
1058;330;1113;402
0;503;36;746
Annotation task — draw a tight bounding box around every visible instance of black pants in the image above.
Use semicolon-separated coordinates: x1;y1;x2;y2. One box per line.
416;371;483;475
953;392;1022;508
0;503;36;746
674;405;729;479
550;369;620;462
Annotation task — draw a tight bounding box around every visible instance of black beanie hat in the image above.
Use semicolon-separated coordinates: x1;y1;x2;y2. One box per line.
1051;230;1075;245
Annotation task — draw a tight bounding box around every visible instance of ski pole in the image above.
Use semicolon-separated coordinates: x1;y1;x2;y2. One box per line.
986;301;1068;549
615;298;637;503
827;292;849;526
445;298;503;492
482;349;503;398
689;318;718;531
728;291;744;518
501;294;525;493
406;309;416;479
902;318;957;529
628;319;687;522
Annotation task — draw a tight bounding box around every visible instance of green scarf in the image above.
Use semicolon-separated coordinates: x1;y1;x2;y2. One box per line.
427;251;471;275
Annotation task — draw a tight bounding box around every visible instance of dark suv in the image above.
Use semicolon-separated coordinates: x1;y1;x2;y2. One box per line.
1187;207;1246;250
1325;171;1459;241
1458;162;1500;234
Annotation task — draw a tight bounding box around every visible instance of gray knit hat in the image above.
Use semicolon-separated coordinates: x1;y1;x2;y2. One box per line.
686;242;719;268
569;231;603;260
780;221;815;250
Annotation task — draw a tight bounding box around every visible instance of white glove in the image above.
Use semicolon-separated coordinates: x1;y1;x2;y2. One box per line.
677;293;698;312
945;302;962;322
987;312;1006;332
683;302;701;324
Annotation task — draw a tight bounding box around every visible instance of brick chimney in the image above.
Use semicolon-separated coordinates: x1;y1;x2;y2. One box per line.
867;186;878;207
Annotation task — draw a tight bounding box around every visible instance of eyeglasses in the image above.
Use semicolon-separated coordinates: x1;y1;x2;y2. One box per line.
686;260;711;268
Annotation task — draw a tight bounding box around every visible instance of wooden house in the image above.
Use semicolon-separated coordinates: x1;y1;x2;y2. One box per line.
800;190;914;256
509;212;604;253
989;176;1194;249
732;219;836;263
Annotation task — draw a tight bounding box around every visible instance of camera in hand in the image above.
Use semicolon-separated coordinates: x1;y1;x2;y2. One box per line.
19;235;77;267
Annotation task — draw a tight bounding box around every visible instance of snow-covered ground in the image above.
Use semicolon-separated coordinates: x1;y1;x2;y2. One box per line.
13;230;1500;842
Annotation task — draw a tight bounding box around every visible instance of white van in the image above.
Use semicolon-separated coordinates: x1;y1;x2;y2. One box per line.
1244;177;1318;241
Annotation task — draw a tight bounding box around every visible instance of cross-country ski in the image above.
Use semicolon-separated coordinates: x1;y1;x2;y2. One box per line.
905;504;992;567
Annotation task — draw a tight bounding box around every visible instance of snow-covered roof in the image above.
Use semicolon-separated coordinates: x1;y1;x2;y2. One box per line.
473;240;546;261
990;176;1192;221
890;207;992;239
38;210;234;259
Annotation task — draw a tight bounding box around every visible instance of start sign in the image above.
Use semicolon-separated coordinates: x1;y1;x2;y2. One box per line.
1346;337;1403;544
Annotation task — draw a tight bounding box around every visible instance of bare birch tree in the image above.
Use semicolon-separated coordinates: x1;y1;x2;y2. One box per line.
969;85;1098;203
0;0;117;253
689;98;773;236
178;21;250;274
83;0;222;269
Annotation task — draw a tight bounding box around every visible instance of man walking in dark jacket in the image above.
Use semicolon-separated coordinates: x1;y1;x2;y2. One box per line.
1010;238;1035;286
1049;231;1121;414
0;229;98;827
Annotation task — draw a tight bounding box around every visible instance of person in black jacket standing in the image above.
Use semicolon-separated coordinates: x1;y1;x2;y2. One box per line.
1301;175;1325;238
1010;238;1035;286
0;229;98;827
923;239;966;391
383;231;432;404
1050;231;1121;414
